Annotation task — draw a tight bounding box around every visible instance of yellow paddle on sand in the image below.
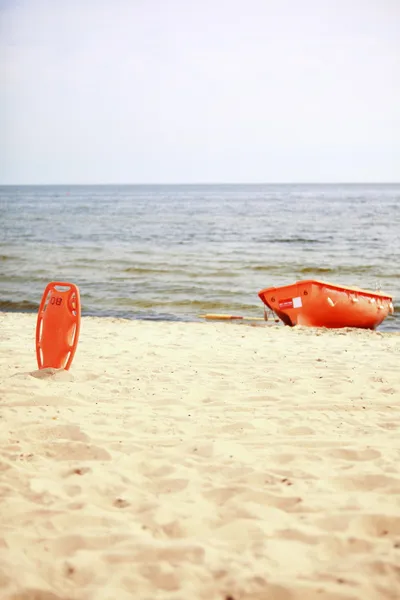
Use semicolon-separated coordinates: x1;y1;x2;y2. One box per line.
198;314;267;321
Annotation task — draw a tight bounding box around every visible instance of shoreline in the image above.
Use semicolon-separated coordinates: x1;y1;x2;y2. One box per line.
1;312;400;599
0;307;399;332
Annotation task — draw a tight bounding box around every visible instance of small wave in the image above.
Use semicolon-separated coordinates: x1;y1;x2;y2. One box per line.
121;298;260;312
258;237;326;244
299;266;334;274
298;265;390;278
123;266;180;275
252;265;288;273
0;299;38;312
187;270;241;279
121;267;242;279
0;254;17;262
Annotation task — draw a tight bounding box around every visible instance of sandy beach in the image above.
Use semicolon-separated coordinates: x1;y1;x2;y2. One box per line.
0;311;399;600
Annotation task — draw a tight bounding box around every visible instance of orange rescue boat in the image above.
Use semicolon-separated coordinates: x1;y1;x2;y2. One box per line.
258;279;394;330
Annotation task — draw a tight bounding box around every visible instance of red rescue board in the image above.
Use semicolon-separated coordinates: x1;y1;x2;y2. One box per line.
36;282;81;370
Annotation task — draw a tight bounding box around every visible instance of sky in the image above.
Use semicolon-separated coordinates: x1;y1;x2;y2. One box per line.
0;0;399;184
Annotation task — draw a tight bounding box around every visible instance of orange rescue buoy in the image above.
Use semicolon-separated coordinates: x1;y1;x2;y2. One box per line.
36;282;81;370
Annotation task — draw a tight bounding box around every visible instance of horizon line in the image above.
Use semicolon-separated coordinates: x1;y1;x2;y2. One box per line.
1;181;399;187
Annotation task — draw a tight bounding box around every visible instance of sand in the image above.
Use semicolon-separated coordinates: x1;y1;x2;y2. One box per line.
0;311;399;600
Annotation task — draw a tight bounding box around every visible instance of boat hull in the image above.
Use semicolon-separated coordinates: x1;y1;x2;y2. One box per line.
258;280;393;330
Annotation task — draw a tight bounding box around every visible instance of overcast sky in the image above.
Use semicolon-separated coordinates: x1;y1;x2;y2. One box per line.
0;0;399;184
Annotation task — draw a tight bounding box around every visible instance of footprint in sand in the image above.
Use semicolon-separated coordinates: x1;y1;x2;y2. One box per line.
62;466;92;477
364;559;400;578
104;541;205;565
6;591;73;600
285;426;316;436
334;473;400;493
153;478;189;494
28;368;75;382
316;514;352;533
40;441;111;461
329;448;381;461
26;424;89;443
139;563;180;591
204;486;303;513
275;528;320;546
271;453;297;465
377;421;399;431
353;514;400;538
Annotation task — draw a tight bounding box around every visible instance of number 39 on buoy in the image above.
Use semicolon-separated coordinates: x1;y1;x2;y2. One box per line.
36;282;81;370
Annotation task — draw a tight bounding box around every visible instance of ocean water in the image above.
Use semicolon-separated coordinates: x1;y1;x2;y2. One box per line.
1;183;399;331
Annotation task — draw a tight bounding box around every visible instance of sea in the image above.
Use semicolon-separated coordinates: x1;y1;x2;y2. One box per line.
1;183;399;331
